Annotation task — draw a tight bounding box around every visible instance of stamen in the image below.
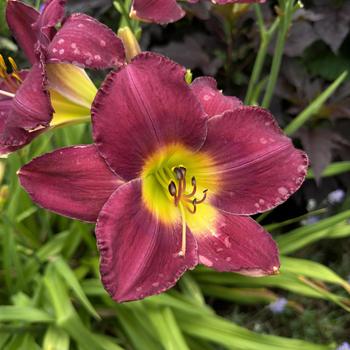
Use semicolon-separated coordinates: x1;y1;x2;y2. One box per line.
174;167;183;180
190;200;197;214
0;55;6;72
9;57;22;83
173;167;185;206
184;176;196;198
179;166;186;190
178;202;187;257
0;55;21;91
8;57;18;72
168;181;177;197
195;189;208;204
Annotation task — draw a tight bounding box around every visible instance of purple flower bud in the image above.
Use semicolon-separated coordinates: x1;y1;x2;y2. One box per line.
328;189;345;205
268;298;288;314
337;342;350;350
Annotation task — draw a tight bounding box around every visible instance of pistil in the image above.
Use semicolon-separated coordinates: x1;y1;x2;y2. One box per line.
178;202;187;256
167;166;208;256
0;89;15;98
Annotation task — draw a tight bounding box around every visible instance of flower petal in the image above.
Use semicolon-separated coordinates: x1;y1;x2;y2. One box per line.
49;90;90;127
6;0;39;64
92;52;207;180
35;0;66;46
213;0;265;3
131;0;185;24
47;13;125;69
96;179;198;302
0;99;23;155
46;63;97;109
190;77;242;118
0;71;28;96
0;63;53;146
201;107;308;215
195;213;279;276
19;145;122;222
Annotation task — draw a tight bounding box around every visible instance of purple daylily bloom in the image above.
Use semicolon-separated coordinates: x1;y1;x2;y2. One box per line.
130;0;266;24
19;53;308;302
0;0;125;155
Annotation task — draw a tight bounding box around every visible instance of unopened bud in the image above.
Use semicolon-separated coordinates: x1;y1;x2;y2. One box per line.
118;26;141;63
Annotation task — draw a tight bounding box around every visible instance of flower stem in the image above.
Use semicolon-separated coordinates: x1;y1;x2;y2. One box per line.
245;6;280;105
114;0;140;34
261;0;297;109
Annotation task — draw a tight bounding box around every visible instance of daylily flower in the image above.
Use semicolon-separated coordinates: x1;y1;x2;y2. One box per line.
19;53;308;302
130;0;265;24
0;0;125;155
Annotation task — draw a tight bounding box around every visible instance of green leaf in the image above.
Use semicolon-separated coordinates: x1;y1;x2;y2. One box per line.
277;210;350;254
44;265;105;350
0;306;53;323
200;285;277;304
115;304;162;350
194;268;350;308
4;334;41;350
147;306;190;350
284;71;348;135
178;274;205;306
264;208;327;231
281;257;350;293
175;312;333;350
0;333;10;348
306;161;350;179
52;256;100;320
43;326;70;350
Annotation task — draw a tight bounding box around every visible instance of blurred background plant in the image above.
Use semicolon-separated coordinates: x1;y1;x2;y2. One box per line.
0;0;349;349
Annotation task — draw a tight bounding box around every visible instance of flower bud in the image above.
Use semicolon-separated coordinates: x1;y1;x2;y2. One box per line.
118;27;141;63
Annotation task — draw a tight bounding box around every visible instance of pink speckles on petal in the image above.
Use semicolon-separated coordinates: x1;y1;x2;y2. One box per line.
278;187;289;196
47;13;125;69
199;255;213;267
196;213;279;275
201;107;308;215
191;76;242;119
131;0;185;24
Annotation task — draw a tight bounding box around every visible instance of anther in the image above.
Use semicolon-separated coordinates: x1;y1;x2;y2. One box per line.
179;166;186;177
174;167;183;180
184;176;197;198
195;189;208;204
8;57;18;72
191;199;197;214
0;55;6;72
168;181;177;197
